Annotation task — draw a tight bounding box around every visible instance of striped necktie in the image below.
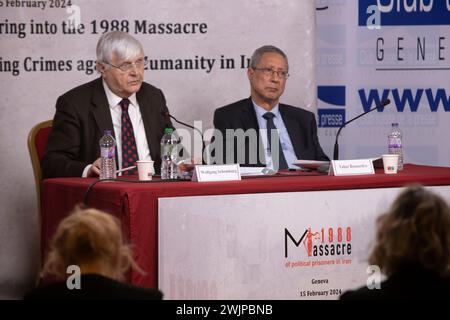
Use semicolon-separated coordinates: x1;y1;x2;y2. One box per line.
119;98;138;175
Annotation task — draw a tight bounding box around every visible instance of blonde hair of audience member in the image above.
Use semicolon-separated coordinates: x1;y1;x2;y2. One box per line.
369;185;450;278
42;206;143;281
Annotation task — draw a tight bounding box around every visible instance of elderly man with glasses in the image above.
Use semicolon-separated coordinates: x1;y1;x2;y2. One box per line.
43;31;172;178
213;45;329;170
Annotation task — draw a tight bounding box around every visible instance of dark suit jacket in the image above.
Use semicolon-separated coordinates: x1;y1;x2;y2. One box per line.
23;274;163;300
340;265;450;300
213;98;329;166
42;77;172;178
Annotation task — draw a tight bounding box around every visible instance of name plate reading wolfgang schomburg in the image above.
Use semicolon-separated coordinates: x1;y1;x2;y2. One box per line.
329;159;375;176
191;164;241;182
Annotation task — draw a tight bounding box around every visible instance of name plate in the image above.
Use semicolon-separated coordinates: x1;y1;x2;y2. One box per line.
192;164;241;182
329;159;375;176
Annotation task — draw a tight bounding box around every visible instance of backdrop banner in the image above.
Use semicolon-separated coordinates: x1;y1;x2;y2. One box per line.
316;0;450;166
0;0;316;298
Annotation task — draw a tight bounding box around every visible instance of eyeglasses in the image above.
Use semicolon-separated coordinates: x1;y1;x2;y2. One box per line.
253;67;289;79
103;58;148;72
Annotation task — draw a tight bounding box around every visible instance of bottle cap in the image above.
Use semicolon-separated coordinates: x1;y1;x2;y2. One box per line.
164;128;174;134
391;123;399;126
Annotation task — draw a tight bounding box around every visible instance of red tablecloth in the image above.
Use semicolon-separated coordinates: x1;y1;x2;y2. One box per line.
41;164;450;288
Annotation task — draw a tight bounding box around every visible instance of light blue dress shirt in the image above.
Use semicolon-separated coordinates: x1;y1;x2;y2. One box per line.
252;101;297;169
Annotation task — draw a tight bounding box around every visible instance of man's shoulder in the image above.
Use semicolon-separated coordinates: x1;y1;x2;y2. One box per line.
62;77;101;95
59;77;102;101
215;98;250;114
60;78;161;94
59;78;162;102
280;103;315;118
139;81;162;94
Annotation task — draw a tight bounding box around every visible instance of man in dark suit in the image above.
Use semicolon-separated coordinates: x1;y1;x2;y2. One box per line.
213;45;328;169
42;31;172;178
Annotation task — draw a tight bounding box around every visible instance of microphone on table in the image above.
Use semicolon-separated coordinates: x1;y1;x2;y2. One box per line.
333;99;391;160
161;111;206;164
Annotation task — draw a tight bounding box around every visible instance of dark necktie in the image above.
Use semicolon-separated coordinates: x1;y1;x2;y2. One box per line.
120;98;138;175
263;112;288;170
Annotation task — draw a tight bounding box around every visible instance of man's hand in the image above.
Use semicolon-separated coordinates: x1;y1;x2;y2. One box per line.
87;158;102;177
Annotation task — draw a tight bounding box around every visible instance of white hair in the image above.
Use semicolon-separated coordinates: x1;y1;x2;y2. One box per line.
249;45;289;70
96;31;144;64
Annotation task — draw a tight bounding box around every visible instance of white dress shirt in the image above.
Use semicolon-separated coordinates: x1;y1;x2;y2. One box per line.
82;81;152;177
253;101;297;169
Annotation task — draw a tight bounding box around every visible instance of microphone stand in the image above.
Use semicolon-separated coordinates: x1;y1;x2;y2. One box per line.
333;100;390;160
163;112;206;164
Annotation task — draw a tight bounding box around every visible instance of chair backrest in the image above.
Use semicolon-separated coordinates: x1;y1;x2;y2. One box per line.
27;120;53;214
27;120;52;285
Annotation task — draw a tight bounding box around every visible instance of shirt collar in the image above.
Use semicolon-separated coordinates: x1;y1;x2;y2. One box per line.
252;100;280;119
102;80;138;109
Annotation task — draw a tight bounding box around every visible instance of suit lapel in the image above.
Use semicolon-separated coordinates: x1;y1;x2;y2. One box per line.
280;105;304;158
91;78;118;167
91;78;115;137
241;98;260;130
136;88;159;161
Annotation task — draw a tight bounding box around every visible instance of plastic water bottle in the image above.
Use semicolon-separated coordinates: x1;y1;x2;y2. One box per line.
160;128;178;179
388;123;403;171
99;130;117;180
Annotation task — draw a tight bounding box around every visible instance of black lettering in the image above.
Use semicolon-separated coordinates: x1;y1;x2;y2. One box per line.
199;23;207;33
440;37;446;61
158;23;166;34
417;37;425;61
376;38;384;61
284;228;308;258
134;20;146;33
397;37;404;61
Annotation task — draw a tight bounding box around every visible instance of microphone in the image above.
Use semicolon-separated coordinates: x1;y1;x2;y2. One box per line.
333;99;391;160
161;111;201;135
161;111;206;164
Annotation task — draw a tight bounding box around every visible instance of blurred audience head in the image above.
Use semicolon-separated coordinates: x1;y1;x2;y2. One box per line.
369;185;450;277
42;206;141;281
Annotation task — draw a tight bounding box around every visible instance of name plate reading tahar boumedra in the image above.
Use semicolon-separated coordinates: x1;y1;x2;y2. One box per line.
191;164;241;182
329;159;375;176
